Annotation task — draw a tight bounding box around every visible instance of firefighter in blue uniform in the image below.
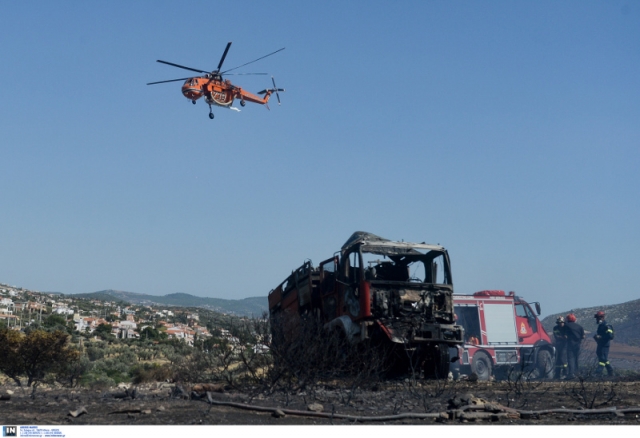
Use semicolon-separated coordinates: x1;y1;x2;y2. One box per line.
593;310;614;376
552;316;568;379
565;313;584;379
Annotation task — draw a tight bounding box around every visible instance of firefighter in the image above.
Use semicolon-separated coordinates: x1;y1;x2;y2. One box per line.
467;334;479;345
593;310;614;376
564;313;585;379
552;316;568;379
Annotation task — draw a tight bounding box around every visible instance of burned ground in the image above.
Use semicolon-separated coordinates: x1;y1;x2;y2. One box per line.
3;376;640;425
3;331;640;425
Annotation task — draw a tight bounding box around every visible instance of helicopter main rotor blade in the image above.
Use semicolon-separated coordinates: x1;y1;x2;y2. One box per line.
216;42;232;72
157;60;209;74
224;72;269;76
221;47;285;74
147;77;194;85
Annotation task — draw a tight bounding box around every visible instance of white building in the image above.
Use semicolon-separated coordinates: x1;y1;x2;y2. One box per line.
120;328;138;339
118;320;137;331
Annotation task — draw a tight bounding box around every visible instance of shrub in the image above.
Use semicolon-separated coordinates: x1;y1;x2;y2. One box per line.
130;363;173;384
86;346;106;361
88;374;116;390
55;354;92;388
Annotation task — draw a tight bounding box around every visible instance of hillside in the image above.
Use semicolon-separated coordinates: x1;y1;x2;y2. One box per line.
70;290;268;317
541;297;640;347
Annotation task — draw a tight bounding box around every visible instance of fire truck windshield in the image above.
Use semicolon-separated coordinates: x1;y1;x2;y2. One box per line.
361;251;451;285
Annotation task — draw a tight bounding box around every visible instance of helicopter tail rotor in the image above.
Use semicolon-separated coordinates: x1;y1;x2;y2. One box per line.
272;76;282;105
257;76;285;105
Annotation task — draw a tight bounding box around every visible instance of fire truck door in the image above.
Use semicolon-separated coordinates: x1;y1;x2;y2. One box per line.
515;303;538;339
320;257;338;321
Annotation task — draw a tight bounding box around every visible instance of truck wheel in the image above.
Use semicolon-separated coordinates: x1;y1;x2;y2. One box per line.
423;343;450;379
472;352;492;381
328;329;350;371
535;349;554;379
436;343;451;379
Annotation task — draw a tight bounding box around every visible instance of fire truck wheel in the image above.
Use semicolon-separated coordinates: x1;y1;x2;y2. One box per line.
535;349;554;379
423;343;450;379
328;329;350;369
471;351;492;381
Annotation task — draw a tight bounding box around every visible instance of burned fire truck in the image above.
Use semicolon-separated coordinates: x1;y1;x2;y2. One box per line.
268;232;464;378
453;290;554;380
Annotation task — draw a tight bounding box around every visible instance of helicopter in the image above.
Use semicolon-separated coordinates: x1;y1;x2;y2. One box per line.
147;42;285;119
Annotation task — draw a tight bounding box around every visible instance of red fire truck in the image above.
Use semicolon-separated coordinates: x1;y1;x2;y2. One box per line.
453;290;554;380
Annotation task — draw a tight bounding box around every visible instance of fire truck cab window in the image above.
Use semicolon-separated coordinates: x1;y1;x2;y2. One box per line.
320;257;337;296
340;251;361;297
515;303;538;333
360;251;451;285
341;251;360;283
321;258;335;273
455;305;481;344
515;304;528;318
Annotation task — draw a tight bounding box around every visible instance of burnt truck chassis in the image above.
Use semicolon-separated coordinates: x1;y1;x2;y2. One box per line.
268;232;464;378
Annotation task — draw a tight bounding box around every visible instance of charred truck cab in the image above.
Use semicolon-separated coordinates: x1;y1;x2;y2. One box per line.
268;232;464;378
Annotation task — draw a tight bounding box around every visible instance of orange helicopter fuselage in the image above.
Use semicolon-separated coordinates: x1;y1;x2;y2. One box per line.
181;77;271;108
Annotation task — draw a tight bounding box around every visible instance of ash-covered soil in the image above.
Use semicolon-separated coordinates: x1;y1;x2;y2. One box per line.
3;377;640;425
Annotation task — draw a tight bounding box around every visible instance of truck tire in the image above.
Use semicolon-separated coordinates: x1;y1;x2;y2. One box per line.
535;349;554;380
437;344;451;378
423;343;450;379
328;329;351;372
471;351;492;381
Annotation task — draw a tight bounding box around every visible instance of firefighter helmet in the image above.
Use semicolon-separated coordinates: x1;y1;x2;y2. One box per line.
567;313;577;323
556;316;565;323
595;311;605;319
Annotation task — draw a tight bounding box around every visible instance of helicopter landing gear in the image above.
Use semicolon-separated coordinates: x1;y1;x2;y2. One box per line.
192;100;196;105
240;100;246;107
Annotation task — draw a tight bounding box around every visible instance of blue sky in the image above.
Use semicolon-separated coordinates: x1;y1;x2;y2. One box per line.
1;1;638;317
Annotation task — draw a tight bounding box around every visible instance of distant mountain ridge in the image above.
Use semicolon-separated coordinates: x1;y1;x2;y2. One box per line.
71;290;268;317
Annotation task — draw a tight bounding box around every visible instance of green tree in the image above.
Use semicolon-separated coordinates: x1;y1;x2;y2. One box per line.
55;354;92;388
93;323;114;340
44;314;67;328
0;329;25;386
43;314;72;334
0;329;80;393
139;326;165;341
